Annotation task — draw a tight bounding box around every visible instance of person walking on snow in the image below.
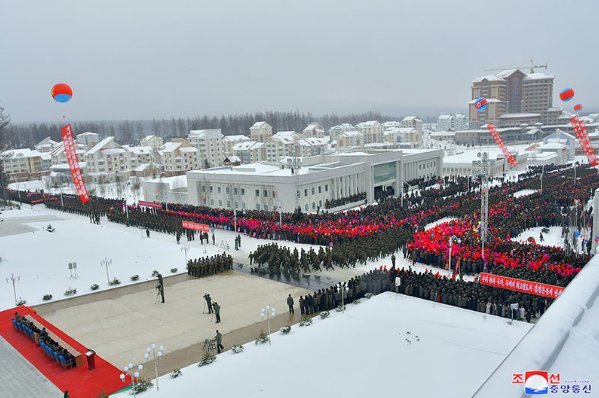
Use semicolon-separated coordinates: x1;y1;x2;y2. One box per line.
287;294;295;314
215;330;224;353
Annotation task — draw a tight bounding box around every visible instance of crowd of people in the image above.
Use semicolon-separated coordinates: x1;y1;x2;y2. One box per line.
187;253;233;277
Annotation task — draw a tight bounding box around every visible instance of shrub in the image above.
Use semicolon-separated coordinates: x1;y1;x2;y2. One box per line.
279;326;291;334
132;378;153;393
365;292;374;299
64;287;77;296
16;298;26;306
130;275;139;281
170;368;182;378
255;330;270;344
335;305;346;312
299;316;312;326
231;344;244;353
151;270;160;277
198;352;216;366
170;268;177;273
43;294;53;301
320;310;330;319
108;278;121;286
90;284;99;291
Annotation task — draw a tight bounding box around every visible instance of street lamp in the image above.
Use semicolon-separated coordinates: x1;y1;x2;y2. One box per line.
448;235;462;273
5;273;20;306
101;257;112;285
120;362;143;397
144;344;164;391
260;305;276;345
337;282;349;312
181;245;190;268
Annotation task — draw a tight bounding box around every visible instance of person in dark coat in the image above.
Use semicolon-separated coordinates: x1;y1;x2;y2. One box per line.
146;228;150;238
391;254;396;268
157;273;165;303
213;302;221;323
204;293;213;314
286;294;294;314
215;330;224;353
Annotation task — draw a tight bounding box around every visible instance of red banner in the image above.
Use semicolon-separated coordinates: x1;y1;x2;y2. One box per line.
138;200;162;209
61;124;90;204
182;221;210;232
479;273;564;299
486;124;517;167
569;115;599;167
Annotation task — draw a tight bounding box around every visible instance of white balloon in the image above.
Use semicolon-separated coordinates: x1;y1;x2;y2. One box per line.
120;374;125;380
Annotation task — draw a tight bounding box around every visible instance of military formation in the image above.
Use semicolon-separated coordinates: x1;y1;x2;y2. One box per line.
187;253;233;278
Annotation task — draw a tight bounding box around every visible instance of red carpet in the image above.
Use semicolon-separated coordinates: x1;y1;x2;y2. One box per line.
0;306;124;398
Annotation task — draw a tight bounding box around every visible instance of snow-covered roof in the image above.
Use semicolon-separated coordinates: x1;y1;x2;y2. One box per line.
437;114;452;120
337;130;363;138
499;113;541;119
273;131;297;137
102;148;127;155
40;153;51;160
525;72;554;80
188;129;223;139
430;131;456;137
125;146;153;155
232;141;259;151
36;137;58;146
356;121;381;128
329;123;355;132
223;135;250;142
1;148;43;160
401;116;421;122
87;137;115;155
303;123;324;132
472;74;505;83
77;132;99;137
225;155;241;162
160;142;181;153
384;127;416;135
179;147;198;153
538;142;567;150
250;121;269;129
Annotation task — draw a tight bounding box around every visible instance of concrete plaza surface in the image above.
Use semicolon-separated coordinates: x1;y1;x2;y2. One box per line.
37;271;311;377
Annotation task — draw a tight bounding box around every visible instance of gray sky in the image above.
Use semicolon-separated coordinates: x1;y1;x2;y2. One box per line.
1;0;598;122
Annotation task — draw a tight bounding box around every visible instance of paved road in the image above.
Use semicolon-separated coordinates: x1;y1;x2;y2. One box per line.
0;336;62;398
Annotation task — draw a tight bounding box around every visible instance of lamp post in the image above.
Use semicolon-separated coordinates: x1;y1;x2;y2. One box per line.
5;273;20;306
540;164;545;193
120;362;143;397
233;209;237;233
448;235;461;273
181;245;190;268
144;344;164;391
101;257;112;285
260;305;276;345
337;282;349;312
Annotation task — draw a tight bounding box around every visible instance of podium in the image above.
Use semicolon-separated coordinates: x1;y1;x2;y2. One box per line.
85;350;96;370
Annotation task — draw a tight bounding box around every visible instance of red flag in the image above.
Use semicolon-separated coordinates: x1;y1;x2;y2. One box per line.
61;124;89;204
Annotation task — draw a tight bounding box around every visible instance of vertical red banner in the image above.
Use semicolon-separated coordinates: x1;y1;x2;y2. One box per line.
569;116;599;167
61;124;90;204
486;124;517;167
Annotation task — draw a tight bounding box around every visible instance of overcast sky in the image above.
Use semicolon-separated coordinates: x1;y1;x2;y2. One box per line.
1;0;598;122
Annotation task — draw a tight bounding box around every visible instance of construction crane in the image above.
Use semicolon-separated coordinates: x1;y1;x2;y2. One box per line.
483;58;548;74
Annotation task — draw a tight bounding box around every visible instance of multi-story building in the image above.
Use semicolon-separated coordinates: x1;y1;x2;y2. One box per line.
232;141;263;164
84;137;129;183
302;122;325;138
401;116;423;133
0;149;43;183
249;121;273;142
223;135;251;155
124;146;154;170
185;149;444;213
140;135;164;151
437;115;453;131
188;129;225;168
469;69;555;128
335;130;363;150
159;138;200;175
356;121;384;145
76;132;101;151
383;127;420;147
329;123;355;142
35;137;59;153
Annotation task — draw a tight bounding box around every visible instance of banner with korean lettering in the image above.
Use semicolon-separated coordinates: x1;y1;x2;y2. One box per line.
182;221;210;232
138;200;163;209
486;124;517;167
569;115;599;167
61;124;90;204
479;273;564;299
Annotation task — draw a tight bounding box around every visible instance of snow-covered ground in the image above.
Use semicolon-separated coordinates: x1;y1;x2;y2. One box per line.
512;189;538;198
112;292;531;398
511;227;564;248
424;216;457;231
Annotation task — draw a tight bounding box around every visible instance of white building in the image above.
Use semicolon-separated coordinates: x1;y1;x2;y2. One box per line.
442;149;526;177
383;127;420;147
0;149;43;183
159;139;199;175
84;137;129;183
140;135;164;151
401;116;423;133
356;121;384;144
184;149;443;213
34;137;58;153
223;135;251;155
542;130;576;161
335;130;364;150
232;141;263;164
123;145;154;170
249;121;273;142
76;132;101;151
452;114;468;130
302;122;325;138
437;115;453;131
188;129;225;168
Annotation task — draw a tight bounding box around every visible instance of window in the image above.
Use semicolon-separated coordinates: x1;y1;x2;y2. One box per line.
325;184;328;192
318;186;322;193
255;189;259;197
227;201;230;207
263;190;267;197
210;186;213;193
311;187;315;195
305;204;309;211
218;187;221;194
241;188;245;195
304;189;308;197
226;187;230;194
234;188;238;195
210;199;214;205
218;200;222;206
312;202;315;210
319;200;322;207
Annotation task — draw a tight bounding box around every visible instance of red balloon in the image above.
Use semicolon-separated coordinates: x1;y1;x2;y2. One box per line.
574;104;583;111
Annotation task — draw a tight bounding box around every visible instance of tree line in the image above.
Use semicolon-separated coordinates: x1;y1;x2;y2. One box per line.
3;110;405;149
